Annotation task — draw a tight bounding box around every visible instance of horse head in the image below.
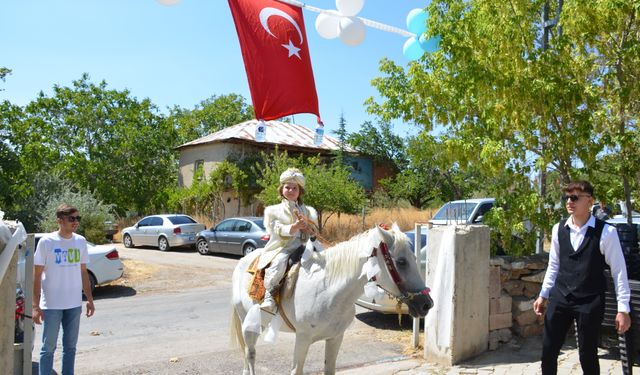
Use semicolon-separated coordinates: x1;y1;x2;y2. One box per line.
368;224;433;318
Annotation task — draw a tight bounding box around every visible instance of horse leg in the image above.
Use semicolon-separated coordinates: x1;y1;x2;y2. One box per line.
290;335;312;375
242;330;260;375
324;333;344;375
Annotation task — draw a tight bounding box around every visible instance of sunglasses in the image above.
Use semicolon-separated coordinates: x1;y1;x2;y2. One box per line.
64;215;82;223
561;194;591;203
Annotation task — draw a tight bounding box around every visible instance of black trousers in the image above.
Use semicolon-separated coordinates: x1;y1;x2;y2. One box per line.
541;293;605;375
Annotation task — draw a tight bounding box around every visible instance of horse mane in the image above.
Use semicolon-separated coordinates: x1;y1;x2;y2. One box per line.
320;226;410;287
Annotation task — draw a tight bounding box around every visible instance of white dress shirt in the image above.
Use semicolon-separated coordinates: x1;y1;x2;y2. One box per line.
539;215;630;312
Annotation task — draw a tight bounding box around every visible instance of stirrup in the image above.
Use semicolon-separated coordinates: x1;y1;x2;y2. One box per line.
260;297;277;314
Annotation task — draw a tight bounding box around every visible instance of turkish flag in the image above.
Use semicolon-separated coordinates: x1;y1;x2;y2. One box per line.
228;0;321;122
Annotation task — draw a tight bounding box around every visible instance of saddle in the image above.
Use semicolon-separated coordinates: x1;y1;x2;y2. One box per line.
247;245;307;302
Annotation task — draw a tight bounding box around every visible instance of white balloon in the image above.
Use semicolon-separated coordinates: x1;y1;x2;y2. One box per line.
156;0;181;5
338;16;366;46
315;12;341;40
336;0;365;17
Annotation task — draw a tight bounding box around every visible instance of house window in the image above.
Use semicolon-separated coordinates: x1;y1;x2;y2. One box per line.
194;159;204;180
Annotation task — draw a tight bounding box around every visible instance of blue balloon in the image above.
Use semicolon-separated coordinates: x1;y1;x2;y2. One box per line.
406;8;429;35
403;37;424;61
418;34;441;53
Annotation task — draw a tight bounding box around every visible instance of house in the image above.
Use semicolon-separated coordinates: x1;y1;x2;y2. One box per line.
175;120;393;217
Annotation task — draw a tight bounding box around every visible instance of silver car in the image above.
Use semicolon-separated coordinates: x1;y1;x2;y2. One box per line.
195;217;270;256
122;214;205;251
429;198;495;226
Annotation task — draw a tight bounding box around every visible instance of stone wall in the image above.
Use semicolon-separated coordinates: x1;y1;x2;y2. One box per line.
487;254;549;350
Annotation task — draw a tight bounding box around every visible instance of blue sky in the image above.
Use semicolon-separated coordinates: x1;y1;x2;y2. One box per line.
1;0;427;136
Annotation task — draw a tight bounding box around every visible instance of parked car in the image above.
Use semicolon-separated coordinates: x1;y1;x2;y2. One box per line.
33;233;124;292
121;214;205;251
429;198;495;226
592;202;640;225
195;216;270;256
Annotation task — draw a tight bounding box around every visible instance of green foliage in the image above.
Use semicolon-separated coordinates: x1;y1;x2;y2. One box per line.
256;150;367;230
167;94;254;144
346;120;408;172
8;74;178;215
366;0;640;255
37;185;116;244
0;67;10;90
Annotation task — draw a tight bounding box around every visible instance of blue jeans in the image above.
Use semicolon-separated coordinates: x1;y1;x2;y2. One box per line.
39;306;82;375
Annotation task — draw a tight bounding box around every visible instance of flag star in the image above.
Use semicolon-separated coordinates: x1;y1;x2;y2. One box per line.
281;39;302;59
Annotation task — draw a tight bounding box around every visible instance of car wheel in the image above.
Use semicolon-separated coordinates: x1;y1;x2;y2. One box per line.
123;234;134;248
89;273;97;292
158;237;170;252
243;243;256;256
196;238;209;255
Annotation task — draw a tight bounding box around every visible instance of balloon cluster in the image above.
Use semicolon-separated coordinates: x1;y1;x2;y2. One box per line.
315;0;367;46
403;8;440;61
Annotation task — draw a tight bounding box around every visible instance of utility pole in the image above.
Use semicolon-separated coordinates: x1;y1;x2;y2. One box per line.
536;0;563;254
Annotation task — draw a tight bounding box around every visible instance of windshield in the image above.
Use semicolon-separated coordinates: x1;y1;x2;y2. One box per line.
168;215;197;225
432;202;478;221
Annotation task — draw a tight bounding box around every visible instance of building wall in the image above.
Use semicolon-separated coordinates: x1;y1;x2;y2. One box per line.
178;142;259;187
178;141;382;219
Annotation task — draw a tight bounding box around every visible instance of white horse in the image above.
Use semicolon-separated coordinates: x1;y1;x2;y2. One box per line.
230;224;433;375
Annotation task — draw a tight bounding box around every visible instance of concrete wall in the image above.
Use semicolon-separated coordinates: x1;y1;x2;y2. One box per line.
424;225;490;366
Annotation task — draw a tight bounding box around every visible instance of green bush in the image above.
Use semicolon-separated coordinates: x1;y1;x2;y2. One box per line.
38;190;116;244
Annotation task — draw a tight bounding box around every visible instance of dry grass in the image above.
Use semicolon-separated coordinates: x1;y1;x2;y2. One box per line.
113;207;437;245
321;207;437;244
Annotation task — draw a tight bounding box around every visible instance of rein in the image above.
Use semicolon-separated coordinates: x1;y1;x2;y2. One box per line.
370;241;430;303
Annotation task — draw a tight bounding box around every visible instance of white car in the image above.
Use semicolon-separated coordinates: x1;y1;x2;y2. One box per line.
87;242;124;291
33;234;124;292
122;214;205;251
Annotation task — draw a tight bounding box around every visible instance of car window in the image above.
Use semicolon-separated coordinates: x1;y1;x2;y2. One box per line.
215;220;236;232
149;217;164;226
167;215;197;225
473;203;494;222
138;217;153;227
253;219;265;230
432;202;478;221
237;221;252;232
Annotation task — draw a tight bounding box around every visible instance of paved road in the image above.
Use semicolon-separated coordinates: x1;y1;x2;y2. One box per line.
33;244;422;374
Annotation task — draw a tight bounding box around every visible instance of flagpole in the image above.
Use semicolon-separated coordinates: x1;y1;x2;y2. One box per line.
274;0;415;38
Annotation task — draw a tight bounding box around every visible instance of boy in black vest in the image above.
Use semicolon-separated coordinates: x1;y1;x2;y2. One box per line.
534;180;631;374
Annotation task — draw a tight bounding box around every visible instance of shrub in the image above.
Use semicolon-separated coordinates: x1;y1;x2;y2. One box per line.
38;190;116;244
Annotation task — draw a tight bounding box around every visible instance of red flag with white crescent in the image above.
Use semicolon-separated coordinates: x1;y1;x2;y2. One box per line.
228;0;321;122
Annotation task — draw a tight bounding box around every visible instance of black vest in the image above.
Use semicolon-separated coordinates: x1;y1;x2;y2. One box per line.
552;218;606;300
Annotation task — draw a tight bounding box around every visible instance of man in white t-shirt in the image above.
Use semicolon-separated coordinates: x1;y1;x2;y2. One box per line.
33;204;95;375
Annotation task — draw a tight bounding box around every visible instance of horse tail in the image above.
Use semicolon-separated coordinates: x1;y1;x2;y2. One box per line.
229;306;246;352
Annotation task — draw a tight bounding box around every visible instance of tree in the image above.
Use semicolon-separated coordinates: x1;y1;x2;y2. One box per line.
168;93;254;144
8;74;178;214
381;132;482;208
0;67;10;90
562;1;640;225
366;0;640;254
0;100;24;215
256;150;367;231
346;120;408;172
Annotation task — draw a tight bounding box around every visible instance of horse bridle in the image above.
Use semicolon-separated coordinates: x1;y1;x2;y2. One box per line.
370;241;431;304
